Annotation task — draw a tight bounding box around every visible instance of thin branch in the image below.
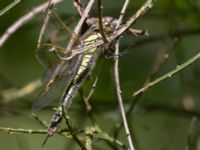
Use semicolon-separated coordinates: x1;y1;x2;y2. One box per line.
133;50;200;96
0;0;21;16
0;127;47;134
44;0;96;93
115;0;129;28
122;29;200;51
84;126;101;150
66;0;95;52
0;126;73;140
128;28;149;36
0;115;126;148
113;0;135;149
85;134;92;150
0;0;62;47
62;108;86;150
73;0;85;17
114;43;134;150
32;113;48;128
84;125;127;149
185;116;197;150
37;0;53;48
84;59;105;111
97;0;108;43
32;113;84;144
114;38;178;140
58;0;156;61
94;132;127;149
1;79;42;103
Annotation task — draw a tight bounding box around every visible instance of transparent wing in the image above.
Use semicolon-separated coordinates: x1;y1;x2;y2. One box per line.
32;10;82;111
32;77;67;112
32;54;83;112
36;10;79;70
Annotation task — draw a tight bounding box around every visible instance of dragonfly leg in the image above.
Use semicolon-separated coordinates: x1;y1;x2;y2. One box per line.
104;47;115;59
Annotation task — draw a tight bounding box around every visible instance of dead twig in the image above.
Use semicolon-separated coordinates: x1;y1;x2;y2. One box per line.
66;0;95;51
73;0;85;17
56;0;156;61
113;0;135;149
0;0;62;48
43;0;95;92
37;0;53;48
97;0;108;43
62;107;86;150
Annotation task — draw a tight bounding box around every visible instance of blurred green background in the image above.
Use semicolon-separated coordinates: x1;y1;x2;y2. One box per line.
0;0;200;150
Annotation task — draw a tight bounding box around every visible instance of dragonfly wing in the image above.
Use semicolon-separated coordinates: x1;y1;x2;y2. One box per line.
41;62;59;85
33;10;84;111
32;54;83;112
32;74;70;112
36;10;79;70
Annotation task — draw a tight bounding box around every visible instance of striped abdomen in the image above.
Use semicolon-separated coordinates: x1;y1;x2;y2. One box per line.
47;33;101;136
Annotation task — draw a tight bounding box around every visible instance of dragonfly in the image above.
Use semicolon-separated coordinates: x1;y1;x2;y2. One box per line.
32;10;118;145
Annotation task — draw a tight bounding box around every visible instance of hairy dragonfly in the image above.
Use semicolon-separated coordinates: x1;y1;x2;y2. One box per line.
32;10;117;144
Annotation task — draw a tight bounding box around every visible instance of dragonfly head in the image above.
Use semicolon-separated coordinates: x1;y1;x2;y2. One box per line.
90;17;117;34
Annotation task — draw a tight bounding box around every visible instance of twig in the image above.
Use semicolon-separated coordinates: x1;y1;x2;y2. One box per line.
73;0;85;17
37;0;53;48
84;126;101;150
0;126;73;140
128;39;177;108
58;0;156;61
84;125;127;149
78;59;104;120
85;133;92;150
84;59;105;111
0;117;126;148
32;113;83;144
185;116;197;150
94;132;127;149
0;127;47;134
33;112;82;144
113;0;135;149
44;0;96;92
115;0;129;28
32;113;48;128
133;50;200;96
97;0;108;43
0;0;62;47
1;79;42;103
62;108;86;150
114;38;177;142
122;29;200;51
66;0;95;51
0;0;21;16
128;28;149;36
114;42;135;150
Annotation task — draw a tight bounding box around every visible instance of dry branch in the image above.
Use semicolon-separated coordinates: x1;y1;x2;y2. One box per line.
0;0;62;47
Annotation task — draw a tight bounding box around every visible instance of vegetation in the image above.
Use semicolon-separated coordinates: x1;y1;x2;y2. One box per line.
0;0;200;150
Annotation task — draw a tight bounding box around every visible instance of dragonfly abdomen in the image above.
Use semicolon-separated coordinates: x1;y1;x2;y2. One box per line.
62;52;97;108
61;33;101;108
46;33;101;139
